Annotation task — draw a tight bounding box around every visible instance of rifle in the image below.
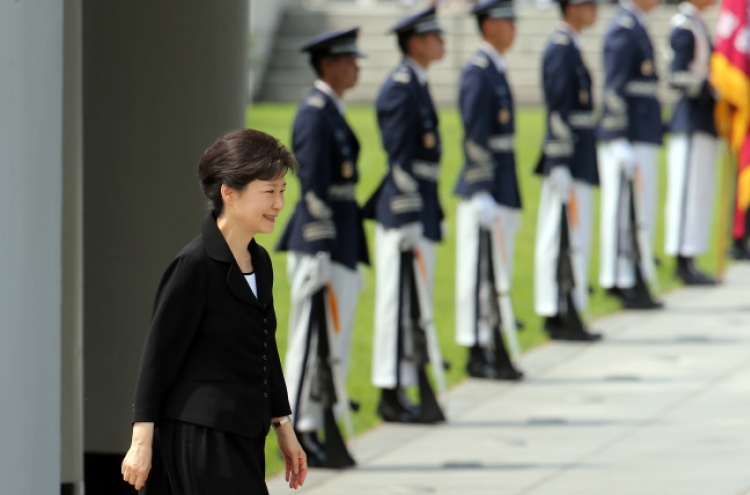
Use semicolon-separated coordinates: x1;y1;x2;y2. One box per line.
557;204;587;335
411;249;448;406
489;217;523;364
399;250;445;424
309;288;356;468
630;170;660;293
626;174;659;300
478;228;519;373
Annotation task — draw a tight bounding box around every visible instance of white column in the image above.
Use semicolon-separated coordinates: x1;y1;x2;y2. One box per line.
0;2;64;494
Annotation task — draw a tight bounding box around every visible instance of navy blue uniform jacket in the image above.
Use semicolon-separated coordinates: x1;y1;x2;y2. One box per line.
536;28;599;186
667;8;717;136
598;7;664;145
364;61;444;242
455;49;523;208
133;214;291;438
276;86;369;269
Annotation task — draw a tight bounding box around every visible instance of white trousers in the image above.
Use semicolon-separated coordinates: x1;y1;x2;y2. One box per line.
285;252;362;432
598;141;660;288
664;132;719;256
534;179;594;316
371;225;436;388
455;200;520;347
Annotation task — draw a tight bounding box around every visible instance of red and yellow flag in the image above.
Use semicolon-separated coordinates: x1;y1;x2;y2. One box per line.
711;0;750;235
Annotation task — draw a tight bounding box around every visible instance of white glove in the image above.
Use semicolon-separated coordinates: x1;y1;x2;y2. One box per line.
472;192;497;230
549;166;573;204
398;222;423;251
307;251;332;292
611;138;635;179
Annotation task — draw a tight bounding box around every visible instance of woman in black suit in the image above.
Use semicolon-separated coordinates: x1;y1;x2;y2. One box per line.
121;129;307;493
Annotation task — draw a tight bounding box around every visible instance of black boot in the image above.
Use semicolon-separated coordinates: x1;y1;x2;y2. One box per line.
620;267;663;310
676;256;716;285
296;430;327;467
545;314;602;342
377;387;419;423
730;239;750;260
466;345;497;379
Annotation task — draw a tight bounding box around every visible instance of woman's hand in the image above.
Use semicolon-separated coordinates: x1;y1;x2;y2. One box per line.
121;422;155;490
274;421;307;489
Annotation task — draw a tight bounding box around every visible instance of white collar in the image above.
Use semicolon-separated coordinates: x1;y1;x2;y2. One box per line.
678;2;704;21
479;41;506;73
314;80;345;115
620;0;649;27
405;57;429;86
559;22;583;49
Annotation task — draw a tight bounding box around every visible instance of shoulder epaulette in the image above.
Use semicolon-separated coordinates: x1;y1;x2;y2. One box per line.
471;54;489;69
392;69;411;84
618;14;635;29
670;13;693;29
551;32;570;45
306;95;326;109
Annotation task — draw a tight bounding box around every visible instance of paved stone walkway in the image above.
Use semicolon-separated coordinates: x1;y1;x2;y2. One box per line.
269;264;750;495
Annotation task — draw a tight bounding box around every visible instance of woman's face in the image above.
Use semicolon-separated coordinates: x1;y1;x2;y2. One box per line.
221;176;286;236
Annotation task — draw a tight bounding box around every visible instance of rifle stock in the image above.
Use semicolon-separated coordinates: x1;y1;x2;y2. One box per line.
399;250;445;423
310;289;355;468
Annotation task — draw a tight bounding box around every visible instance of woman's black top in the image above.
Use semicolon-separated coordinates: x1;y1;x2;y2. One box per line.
132;214;291;437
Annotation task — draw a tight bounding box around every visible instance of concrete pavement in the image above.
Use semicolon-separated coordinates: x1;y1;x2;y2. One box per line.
269;264;750;495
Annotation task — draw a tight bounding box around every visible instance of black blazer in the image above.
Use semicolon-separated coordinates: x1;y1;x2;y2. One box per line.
132;214;291;438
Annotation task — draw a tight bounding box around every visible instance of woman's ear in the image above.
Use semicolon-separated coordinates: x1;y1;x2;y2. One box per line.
220;184;234;206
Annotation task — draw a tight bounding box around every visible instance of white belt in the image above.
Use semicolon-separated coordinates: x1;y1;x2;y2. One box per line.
488;135;514;152
412;160;440;182
568;112;596;129
328;183;356;201
624;81;658;97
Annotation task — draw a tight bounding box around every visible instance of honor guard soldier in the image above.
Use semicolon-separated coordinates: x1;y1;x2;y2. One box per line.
534;0;602;340
664;0;718;285
364;6;448;423
597;0;664;309
454;0;525;379
276;28;369;468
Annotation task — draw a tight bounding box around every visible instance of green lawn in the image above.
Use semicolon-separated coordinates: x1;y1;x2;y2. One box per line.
246;103;726;476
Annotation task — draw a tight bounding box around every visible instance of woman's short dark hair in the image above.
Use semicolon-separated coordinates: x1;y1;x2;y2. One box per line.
197;129;298;215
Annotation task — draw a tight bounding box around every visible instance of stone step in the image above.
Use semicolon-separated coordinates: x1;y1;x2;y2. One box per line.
257;3;717;106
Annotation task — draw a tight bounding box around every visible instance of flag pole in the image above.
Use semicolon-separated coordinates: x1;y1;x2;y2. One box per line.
716;140;735;282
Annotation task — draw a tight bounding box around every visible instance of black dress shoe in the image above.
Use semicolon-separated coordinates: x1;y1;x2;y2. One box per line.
495;367;524;381
546;317;603;342
619;288;664;310
730;239;750;260
605;287;625;300
296;430;327;467
466;346;497;379
676;256;716;285
377;388;419;423
554;329;603;342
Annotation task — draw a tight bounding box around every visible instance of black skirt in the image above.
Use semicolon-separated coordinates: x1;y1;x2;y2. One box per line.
141;420;268;495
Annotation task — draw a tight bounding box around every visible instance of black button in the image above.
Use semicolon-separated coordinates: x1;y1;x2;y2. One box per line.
263;354;267;360
263;318;268;324
263;342;268;348
263;366;267;372
264;330;268;335
264;379;268;385
263;392;268;398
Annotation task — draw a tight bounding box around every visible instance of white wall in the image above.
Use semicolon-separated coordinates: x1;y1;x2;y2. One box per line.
0;2;64;494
